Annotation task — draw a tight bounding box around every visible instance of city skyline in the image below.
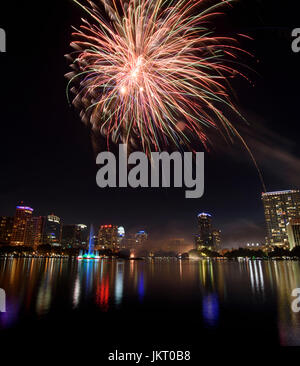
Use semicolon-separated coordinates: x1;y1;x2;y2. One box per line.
0;1;299;248
1;187;300;250
0;0;300;355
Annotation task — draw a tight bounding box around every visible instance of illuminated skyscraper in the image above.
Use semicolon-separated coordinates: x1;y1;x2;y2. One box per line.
43;214;61;245
0;216;14;245
287;218;300;250
212;229;221;250
117;226;126;247
196;212;213;249
76;224;88;247
262;190;300;247
11;205;34;246
98;225;118;251
32;216;45;247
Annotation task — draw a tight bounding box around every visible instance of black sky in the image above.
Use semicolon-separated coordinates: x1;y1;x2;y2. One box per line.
0;0;299;247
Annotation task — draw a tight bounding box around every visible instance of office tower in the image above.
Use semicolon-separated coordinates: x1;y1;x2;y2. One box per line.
212;229;221;250
11;204;34;246
61;224;83;247
76;224;88;247
32;216;45;247
0;216;14;245
98;225;118;251
196;212;213;249
135;231;148;246
287;218;300;250
117;226;126;248
43;214;61;245
262;190;300;247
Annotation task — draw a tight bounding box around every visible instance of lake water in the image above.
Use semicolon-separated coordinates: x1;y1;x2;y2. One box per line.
0;257;300;352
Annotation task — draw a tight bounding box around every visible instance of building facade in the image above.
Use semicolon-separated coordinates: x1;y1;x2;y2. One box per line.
61;224;87;248
0;216;14;245
76;224;88;247
42;214;61;245
287;218;300;250
32;216;45;247
10;205;34;246
117;226;125;248
262;190;300;247
212;229;221;250
98;225;118;251
196;212;213;249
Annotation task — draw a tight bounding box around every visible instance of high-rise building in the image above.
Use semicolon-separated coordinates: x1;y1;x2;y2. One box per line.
135;231;148;246
11;205;34;246
117;226;126;248
196;212;213;249
98;225;118;251
32;216;45;248
212;229;221;250
287;218;300;250
262;190;300;247
42;214;61;245
0;216;14;245
76;224;88;247
61;224;87;248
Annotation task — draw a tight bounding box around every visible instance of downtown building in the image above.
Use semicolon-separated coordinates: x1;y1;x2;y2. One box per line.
262;190;300;248
0;216;14;245
195;212;213;250
61;224;88;248
10;205;35;246
195;212;221;251
9;204;65;248
32;216;44;247
98;225;118;251
212;229;221;250
42;214;62;246
287;218;300;250
117;226;126;248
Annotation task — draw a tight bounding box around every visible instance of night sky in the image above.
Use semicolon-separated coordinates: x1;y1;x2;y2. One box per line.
0;0;299;247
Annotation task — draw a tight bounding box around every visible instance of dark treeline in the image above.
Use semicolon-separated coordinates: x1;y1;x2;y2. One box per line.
0;245;300;259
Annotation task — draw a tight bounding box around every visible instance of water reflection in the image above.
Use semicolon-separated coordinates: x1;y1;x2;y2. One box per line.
248;260;265;296
138;272;145;303
115;261;124;307
0;258;300;345
202;294;219;327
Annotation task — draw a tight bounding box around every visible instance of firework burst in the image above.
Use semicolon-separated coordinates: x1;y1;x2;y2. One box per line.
66;0;251;155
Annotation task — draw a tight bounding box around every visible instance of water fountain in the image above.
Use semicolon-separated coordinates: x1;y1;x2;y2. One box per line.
78;224;100;260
